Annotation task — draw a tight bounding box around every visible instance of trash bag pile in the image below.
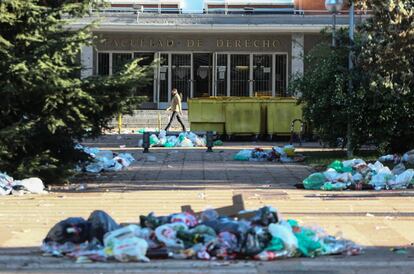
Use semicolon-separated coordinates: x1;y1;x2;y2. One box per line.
301;153;414;191
234;145;304;163
41;207;360;263
148;131;206;148
0;172;47;196
75;144;135;173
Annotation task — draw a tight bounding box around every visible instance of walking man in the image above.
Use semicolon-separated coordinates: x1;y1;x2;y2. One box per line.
165;88;186;132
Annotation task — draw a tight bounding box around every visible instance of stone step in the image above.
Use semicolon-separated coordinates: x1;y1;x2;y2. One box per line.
109;110;189;129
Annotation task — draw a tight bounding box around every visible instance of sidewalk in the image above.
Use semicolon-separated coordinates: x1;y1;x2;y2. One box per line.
0;143;413;272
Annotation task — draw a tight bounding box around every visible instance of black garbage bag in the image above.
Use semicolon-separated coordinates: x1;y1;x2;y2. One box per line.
250;206;278;226
87;210;120;244
43;217;91;244
140;212;171;229
240;226;271;257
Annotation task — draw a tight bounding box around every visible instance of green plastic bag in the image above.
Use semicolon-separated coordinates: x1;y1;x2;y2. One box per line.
149;135;159;145
164;142;175;148
303;173;326;190
328;160;352;173
234;150;252;161
321;182;347;191
294;228;322;257
265;236;285;251
287;219;322;257
213;140;223;146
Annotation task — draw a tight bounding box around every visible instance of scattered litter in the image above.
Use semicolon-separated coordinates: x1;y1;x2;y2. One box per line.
390;247;408;255
149;131;207;148
41;207;360;263
300;154;414;191
234;145;304;163
76;184;87;191
75;144;135;173
213;140;224;146
0;172;47;196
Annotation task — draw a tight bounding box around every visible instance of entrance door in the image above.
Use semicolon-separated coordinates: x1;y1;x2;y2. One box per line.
171;54;191;105
253;54;272;97
158;53;170;108
193;53;213;98
230;54;250;97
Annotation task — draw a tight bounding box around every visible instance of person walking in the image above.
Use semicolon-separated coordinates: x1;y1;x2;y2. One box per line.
165;88;186;132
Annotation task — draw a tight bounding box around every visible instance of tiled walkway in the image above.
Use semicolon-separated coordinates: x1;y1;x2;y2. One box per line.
1;143;413;273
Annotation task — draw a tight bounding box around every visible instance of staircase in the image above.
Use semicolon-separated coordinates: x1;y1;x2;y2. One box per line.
109;110;189;130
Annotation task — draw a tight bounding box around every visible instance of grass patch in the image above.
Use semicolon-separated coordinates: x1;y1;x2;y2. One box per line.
303;150;380;170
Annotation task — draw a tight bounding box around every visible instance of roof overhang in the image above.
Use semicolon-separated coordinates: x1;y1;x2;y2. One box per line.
70;23;345;33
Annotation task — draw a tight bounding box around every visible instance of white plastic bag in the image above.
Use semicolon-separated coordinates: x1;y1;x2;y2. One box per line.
389;169;414;189
155;223;188;249
0;172;13;195
378;154;397;162
179;137;194;147
273;146;286;156
112;237;149;262
402;150;414;164
323;169;352;183
95;150;114;160
268;222;298;253
342;159;366;168
370;173;394;190
392;163;406;175
85;162;105;173
352;173;364;183
114;153;135;167
13;178;45;194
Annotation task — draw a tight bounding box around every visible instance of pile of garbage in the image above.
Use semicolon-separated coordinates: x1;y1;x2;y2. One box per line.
301;150;414;191
41;207;360;263
0;172;47;196
146;131;207;148
234;145;304;163
76;145;135;173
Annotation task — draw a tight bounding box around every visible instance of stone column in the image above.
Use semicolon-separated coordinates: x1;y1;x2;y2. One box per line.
292;33;304;77
80;45;93;78
291;33;304;97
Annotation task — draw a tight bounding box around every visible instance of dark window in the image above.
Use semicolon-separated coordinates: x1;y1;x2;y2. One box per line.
97;53;109;75
134;52;155;102
275;54;287;96
216;54;228;96
112;53;132;74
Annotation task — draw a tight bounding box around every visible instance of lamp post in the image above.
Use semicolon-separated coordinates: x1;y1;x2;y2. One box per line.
325;0;355;157
325;0;344;47
347;2;355;157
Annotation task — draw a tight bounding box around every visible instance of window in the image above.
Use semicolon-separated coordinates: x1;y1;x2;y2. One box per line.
275;54;287;96
134;52;155;102
112;53;132;74
97;53;109;75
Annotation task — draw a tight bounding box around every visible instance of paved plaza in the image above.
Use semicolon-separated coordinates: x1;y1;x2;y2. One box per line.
1;137;413;273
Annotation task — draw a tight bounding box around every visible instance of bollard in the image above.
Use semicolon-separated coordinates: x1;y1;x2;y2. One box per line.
143;132;150;153
206;131;213;152
117;113;122;134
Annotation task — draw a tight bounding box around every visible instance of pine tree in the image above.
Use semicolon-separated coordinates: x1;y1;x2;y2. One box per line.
0;0;152;182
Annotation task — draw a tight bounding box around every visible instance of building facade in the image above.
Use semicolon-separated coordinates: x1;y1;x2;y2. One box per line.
78;0;361;109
